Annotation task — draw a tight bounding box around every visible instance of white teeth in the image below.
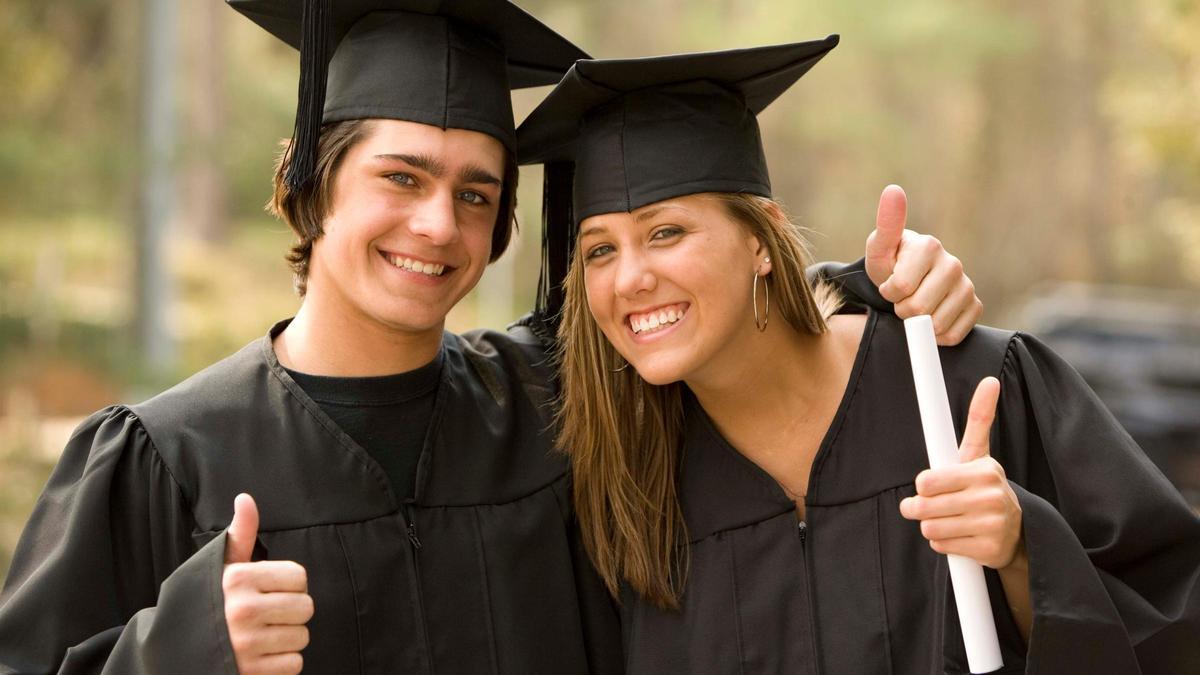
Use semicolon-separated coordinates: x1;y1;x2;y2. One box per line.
385;254;446;277
630;305;687;334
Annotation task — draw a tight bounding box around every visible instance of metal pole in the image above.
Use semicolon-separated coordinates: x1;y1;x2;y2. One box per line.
136;0;178;374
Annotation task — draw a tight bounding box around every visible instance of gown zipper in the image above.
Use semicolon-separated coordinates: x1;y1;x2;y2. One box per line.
403;502;433;674
404;503;423;549
798;516;820;675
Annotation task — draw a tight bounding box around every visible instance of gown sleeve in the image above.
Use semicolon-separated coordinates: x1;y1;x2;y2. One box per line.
807;258;892;314
0;406;238;674
993;333;1200;674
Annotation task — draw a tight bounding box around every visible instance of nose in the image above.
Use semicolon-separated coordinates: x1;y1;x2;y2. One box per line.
407;191;459;246
614;249;656;299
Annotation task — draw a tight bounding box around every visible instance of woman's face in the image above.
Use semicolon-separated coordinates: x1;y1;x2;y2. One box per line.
579;194;770;386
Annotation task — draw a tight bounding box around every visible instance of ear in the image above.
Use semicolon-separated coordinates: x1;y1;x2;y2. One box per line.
753;202;784;276
747;234;773;276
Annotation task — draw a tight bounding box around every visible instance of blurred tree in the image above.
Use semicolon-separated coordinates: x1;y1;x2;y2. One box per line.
181;0;229;245
0;1;139;218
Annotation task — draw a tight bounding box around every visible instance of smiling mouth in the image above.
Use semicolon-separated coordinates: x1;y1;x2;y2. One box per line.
628;303;689;335
380;251;449;277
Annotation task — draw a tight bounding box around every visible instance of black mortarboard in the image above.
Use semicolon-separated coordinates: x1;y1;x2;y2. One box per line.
228;0;589;191
517;36;839;319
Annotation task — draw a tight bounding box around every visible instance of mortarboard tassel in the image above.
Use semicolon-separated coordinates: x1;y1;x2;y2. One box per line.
284;0;332;192
535;161;576;329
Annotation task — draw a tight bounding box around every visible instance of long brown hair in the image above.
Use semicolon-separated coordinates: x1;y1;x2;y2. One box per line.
556;193;840;609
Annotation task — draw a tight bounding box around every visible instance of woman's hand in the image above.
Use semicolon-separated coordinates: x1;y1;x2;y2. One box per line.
899;377;1033;639
899;377;1024;569
866;185;983;346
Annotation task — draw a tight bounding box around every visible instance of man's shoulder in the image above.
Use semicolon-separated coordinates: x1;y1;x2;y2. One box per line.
458;315;552;358
130;336;273;428
455;319;556;380
447;319;559;423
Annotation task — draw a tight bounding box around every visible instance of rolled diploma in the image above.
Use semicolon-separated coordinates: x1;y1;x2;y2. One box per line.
903;316;1003;674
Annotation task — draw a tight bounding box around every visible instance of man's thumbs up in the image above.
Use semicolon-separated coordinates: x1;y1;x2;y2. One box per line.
224;493;259;564
222;494;312;673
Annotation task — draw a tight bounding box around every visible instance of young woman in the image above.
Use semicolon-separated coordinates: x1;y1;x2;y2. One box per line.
518;38;1200;673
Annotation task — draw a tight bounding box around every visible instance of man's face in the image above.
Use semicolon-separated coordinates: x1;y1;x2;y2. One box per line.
307;119;506;336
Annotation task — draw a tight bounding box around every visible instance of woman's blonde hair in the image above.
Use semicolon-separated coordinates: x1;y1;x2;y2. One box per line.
555;192;840;609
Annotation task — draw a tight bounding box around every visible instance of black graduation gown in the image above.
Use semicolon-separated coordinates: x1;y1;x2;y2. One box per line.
0;322;621;674
620;311;1200;674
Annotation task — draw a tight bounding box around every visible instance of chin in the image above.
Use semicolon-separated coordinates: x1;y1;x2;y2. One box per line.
368;299;452;335
628;354;691;387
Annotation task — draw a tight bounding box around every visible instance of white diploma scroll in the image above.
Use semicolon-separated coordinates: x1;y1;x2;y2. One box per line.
903;315;1003;674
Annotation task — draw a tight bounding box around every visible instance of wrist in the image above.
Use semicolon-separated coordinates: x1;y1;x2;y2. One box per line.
999;535;1028;573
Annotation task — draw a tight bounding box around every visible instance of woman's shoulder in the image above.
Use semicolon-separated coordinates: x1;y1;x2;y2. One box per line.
866;309;1017;367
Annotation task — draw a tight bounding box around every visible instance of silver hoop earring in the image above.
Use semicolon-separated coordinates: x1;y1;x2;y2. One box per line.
611;355;629;373
753;271;770;332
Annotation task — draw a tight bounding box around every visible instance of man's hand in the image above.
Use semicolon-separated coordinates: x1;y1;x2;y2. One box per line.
866;185;983;345
223;494;313;674
898;378;1024;569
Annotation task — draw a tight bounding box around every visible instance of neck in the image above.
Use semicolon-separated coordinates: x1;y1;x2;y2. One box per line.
274;290;444;377
687;321;838;439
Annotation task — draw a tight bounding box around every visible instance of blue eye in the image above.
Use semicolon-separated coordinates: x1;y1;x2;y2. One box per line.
386;173;416;186
586;244;614;260
651;226;683;241
459;190;489;206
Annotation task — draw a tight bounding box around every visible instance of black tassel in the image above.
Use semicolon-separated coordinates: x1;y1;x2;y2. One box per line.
535;161;576;330
284;0;332;192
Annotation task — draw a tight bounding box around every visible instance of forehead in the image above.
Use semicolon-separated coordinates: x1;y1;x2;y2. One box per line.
353;119;506;170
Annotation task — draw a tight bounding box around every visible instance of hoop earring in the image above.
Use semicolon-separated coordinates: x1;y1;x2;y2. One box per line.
753;270;770;332
611;354;629;373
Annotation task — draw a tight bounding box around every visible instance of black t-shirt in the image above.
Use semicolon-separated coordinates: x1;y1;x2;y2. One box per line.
284;352;442;501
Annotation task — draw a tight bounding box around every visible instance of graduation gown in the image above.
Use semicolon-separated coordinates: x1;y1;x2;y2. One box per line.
620;310;1200;674
0;322;621;674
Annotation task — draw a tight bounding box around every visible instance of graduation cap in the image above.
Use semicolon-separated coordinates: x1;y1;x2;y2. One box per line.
227;0;590;191
516;35;839;320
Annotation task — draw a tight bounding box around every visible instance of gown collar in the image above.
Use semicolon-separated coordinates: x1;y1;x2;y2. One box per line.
677;310;877;543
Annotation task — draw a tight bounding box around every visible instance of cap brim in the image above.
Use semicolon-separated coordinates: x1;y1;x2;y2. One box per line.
228;0;590;88
517;36;839;164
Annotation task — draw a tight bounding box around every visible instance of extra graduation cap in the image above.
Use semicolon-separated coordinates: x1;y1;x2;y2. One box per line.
516;35;839;318
227;0;589;191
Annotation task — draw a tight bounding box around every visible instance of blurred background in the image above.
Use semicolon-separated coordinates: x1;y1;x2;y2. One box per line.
1;0;1198;577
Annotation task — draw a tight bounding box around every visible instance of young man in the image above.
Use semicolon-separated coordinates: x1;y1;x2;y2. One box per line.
0;1;981;672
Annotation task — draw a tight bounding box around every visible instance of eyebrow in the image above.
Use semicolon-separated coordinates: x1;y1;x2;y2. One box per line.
376;153;445;177
374;153;501;187
459;164;503;187
578;224;607;238
634;204;691;222
634;206;665;223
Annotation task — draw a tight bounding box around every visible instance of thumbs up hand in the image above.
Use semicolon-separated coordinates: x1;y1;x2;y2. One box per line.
222;494;313;674
898;378;1025;570
865;185;983;346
